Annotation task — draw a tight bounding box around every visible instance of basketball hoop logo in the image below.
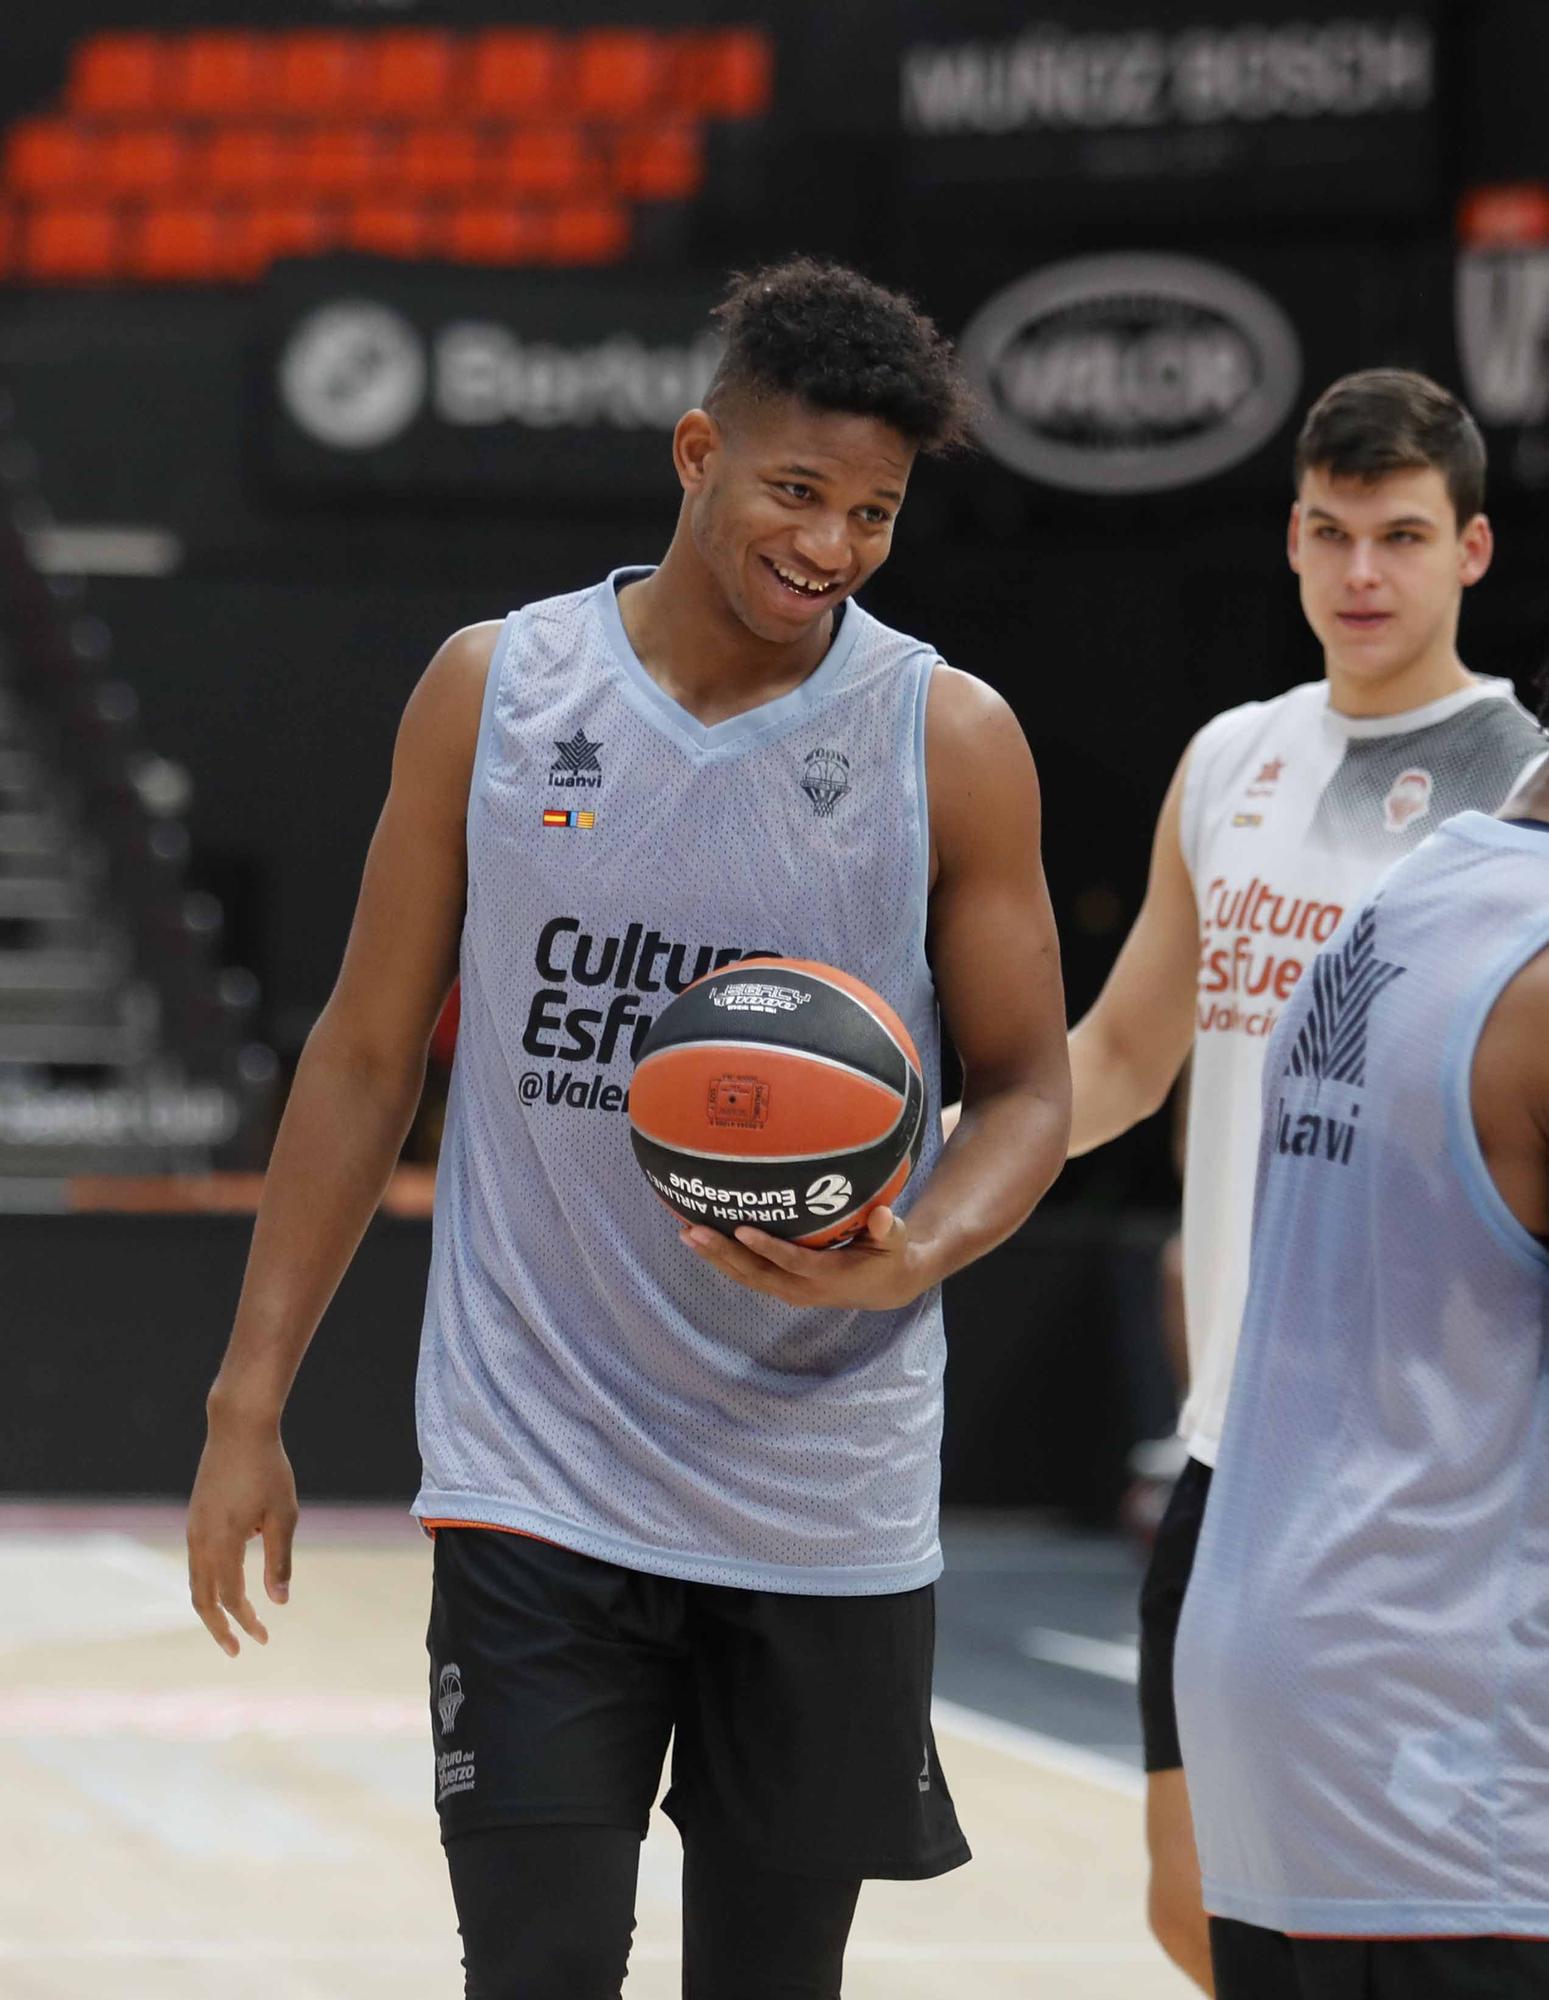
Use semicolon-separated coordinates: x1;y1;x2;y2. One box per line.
801;748;851;817
437;1663;465;1736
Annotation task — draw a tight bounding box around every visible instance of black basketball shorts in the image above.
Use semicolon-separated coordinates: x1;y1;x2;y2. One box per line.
1211;1917;1549;1998
1137;1454;1213;1774
426;1525;971;1881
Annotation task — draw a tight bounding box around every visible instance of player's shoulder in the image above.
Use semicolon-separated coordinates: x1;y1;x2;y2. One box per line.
1194;679;1322;751
922;661;1023;762
1183;679;1323;787
1445;677;1548;755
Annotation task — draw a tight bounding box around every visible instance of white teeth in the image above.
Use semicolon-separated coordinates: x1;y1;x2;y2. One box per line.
772;560;828;596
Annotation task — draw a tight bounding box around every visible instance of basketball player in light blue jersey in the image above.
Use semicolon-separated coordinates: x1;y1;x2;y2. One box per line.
1175;677;1549;1995
186;259;1072;1997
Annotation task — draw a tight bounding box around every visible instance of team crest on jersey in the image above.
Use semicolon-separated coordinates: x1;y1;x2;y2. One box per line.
551;728;603;789
800;747;851;817
1382;767;1432;834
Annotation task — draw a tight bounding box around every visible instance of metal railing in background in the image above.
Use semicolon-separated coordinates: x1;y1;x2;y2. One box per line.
0;388;276;1193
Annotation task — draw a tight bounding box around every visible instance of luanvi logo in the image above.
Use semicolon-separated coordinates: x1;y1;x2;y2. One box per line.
1275;902;1405;1170
1285;904;1405;1093
959;254;1301;494
550;729;603;789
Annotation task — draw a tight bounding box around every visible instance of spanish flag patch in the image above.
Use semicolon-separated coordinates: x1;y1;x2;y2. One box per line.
542;808;596;829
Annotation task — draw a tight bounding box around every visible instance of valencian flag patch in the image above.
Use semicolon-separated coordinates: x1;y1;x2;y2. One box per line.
542;808;596;829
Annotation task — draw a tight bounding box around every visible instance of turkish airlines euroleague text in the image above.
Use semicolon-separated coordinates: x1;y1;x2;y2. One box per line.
1197;875;1345;1039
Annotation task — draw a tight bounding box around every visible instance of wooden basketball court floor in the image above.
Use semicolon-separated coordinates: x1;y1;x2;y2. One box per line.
0;1504;1194;1999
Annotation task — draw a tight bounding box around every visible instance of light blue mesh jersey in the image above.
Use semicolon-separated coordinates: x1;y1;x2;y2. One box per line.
412;568;947;1594
1176;812;1549;1937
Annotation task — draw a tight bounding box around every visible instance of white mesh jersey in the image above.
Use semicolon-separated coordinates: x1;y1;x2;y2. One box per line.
1176;814;1549;1937
1177;676;1545;1465
412;569;947;1594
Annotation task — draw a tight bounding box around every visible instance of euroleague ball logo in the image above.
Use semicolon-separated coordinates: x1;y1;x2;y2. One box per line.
805;1172;853;1215
279;301;427;450
960;254;1301;494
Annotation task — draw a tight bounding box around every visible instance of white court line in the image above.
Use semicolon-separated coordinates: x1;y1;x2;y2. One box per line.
931;1697;1142;1799
1017;1626;1141;1684
0;1938;1164;1966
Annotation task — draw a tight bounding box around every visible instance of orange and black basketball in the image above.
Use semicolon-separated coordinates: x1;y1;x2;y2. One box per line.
628;959;926;1247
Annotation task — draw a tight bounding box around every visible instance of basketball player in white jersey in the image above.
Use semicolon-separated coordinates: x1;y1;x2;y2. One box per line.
185;259;1071;1997
944;369;1546;1988
1175;694;1549;1996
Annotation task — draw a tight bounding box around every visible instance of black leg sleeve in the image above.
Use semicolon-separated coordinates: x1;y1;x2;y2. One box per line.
681;1836;862;2000
444;1823;643;2000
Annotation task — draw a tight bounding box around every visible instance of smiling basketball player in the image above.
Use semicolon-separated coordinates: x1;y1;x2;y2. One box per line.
186;258;1070;1999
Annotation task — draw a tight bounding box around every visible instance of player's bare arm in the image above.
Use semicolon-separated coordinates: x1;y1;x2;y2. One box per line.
1064;743;1200;1156
939;738;1199;1152
1471;941;1549;1243
187;621;495;1656
684;664;1069;1307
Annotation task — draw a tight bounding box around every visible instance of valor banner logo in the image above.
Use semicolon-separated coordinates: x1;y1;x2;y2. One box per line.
960;253;1301;494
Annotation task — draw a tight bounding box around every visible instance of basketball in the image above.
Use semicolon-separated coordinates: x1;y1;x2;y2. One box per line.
628;958;926;1247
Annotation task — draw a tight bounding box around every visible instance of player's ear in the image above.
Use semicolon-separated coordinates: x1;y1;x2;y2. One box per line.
1458;510;1493;588
673;408;720;495
1286;501;1303;575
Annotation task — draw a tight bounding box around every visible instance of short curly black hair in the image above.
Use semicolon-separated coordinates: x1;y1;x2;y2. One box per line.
704;256;973;456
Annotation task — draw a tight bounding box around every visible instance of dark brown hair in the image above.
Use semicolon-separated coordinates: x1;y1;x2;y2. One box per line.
1293;369;1486;527
705;256;973;455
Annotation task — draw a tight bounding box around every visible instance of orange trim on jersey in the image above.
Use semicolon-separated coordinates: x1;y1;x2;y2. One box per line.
418;1517;563;1549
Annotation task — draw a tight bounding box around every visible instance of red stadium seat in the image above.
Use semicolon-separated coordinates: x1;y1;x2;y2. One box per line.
347;200;434;260
240;201;337;273
677;29;773;118
396;125;484;197
468;31;569;119
294;124;383;198
573;31;669;122
67;33;167;116
490;125;599;200
200;126;291;198
172;32;273;117
3;119;98;196
24;202;122;281
546;200;630;265
610;124;704;202
130;201;233;282
444;202;545;264
274;33;366;116
100;128;191;198
366;32;460;117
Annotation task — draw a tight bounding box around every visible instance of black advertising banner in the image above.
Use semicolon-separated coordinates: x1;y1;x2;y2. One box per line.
913;239;1453;508
895;0;1445;227
259;258;722;502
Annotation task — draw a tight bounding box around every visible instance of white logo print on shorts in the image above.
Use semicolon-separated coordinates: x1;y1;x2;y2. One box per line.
437;1662;465;1736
